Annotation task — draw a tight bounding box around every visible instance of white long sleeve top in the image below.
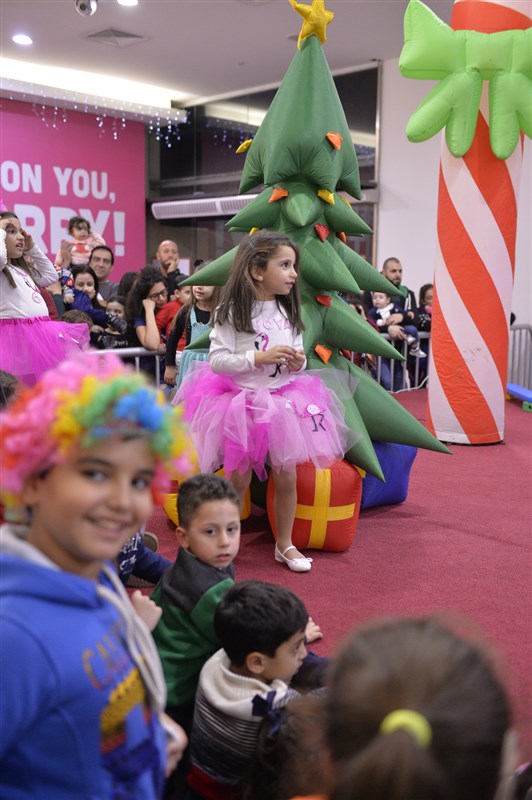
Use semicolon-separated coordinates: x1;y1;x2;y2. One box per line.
1;230;58;319
208;300;307;390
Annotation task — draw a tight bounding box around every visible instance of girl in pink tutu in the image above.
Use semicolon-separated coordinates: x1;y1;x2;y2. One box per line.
176;230;357;572
0;211;89;387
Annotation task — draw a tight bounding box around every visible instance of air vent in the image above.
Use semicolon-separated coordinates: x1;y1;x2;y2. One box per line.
152;195;258;220
83;28;148;48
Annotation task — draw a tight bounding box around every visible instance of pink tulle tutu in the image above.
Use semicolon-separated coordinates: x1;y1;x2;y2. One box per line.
174;362;359;480
0;317;90;386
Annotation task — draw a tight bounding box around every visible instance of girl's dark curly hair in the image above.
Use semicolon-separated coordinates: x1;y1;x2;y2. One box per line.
125;266;167;324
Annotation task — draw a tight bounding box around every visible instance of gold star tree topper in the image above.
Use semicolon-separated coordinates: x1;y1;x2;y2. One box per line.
289;0;334;48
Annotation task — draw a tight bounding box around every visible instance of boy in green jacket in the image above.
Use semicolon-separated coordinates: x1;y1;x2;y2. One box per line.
151;473;240;731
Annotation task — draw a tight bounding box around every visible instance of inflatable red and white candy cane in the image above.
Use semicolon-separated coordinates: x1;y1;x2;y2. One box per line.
401;0;531;444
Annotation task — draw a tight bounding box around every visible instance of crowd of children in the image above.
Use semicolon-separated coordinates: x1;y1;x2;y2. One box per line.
0;223;529;800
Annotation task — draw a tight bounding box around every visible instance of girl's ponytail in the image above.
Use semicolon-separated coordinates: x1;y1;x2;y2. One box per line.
331;728;448;800
326;617;509;800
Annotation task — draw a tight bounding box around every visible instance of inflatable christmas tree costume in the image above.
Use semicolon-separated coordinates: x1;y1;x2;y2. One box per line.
181;0;449;481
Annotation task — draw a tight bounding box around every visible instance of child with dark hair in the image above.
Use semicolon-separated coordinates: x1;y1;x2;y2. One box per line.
150;473;240;799
244;694;331;800
0;370;19;409
368;291;426;357
176;230;358;572
164;261;218;389
126;266;169;352
187;580;311;799
61;308;100;348
313;616;514;800
156;283;192;341
95;295;132;350
61;309;93;325
64;266;127;337
151;473;241;731
417;282;434;332
54;215;105;270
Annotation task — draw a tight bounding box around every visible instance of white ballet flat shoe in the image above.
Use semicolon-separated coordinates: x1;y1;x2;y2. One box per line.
274;544;313;573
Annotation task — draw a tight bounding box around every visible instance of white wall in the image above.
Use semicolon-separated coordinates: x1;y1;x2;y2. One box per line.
377;59;531;324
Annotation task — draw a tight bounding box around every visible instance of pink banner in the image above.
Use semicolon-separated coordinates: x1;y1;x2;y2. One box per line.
0;99;145;280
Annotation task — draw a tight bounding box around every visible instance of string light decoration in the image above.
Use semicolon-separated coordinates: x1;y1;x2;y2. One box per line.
2;80;187;145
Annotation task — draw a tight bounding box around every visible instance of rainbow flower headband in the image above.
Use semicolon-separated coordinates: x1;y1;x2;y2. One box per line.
0;353;195;520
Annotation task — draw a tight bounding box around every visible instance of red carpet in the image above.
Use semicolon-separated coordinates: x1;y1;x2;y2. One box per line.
148;389;532;757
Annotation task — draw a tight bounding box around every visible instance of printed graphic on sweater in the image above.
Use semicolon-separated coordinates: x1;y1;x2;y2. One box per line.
83;625;160;799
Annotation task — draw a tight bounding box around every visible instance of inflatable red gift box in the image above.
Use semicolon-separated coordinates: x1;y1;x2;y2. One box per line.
267;459;362;552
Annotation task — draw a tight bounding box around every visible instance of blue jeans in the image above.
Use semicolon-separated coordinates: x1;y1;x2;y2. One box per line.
375;358;406;391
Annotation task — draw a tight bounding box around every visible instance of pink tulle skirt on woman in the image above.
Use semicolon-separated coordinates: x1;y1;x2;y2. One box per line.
0;317;90;387
174;362;359;480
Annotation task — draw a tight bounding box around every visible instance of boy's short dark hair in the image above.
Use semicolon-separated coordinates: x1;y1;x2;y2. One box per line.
214;581;308;666
177;473;239;528
107;295;126;307
0;370;18;409
61;310;93;328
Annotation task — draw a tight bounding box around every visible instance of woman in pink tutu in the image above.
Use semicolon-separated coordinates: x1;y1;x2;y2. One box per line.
176;230;357;573
0;211;89;386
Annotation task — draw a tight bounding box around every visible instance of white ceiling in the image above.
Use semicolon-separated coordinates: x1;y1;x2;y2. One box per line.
0;0;454;109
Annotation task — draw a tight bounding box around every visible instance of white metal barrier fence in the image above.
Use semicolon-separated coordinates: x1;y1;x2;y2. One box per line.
87;347;164;387
93;324;530;395
507;324;532;390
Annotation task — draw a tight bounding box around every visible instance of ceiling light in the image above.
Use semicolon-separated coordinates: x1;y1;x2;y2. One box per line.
117;0;138;5
12;34;33;46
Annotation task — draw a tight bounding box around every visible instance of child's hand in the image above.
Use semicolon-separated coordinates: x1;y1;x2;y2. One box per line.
142;297;156;314
160;713;188;776
305;616;323;643
287;349;306;373
58;240;74;265
164;366;177;386
21;229;35;252
255;344;295;367
130;589;162;631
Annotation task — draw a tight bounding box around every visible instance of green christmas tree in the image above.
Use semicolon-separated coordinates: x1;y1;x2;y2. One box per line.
182;0;449;479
